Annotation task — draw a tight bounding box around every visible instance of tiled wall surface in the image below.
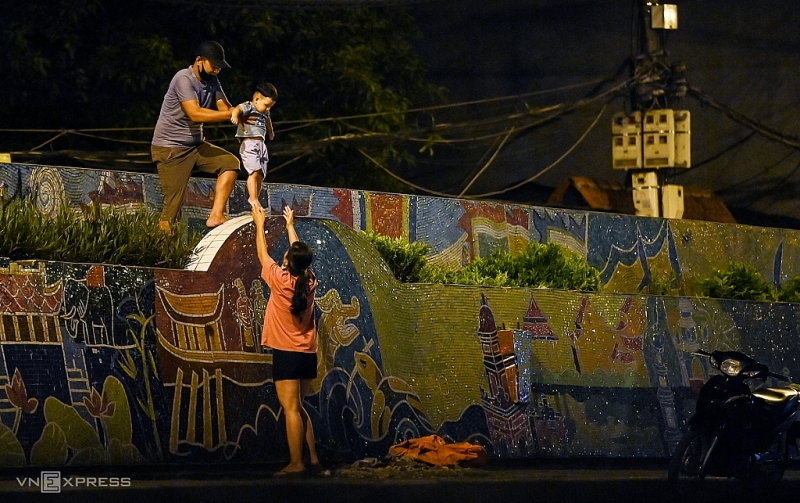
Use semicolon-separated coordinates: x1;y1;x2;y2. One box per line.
1;162;799;466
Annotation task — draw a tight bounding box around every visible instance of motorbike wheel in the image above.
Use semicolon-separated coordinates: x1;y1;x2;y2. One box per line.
668;431;708;494
738;464;784;489
738;444;786;488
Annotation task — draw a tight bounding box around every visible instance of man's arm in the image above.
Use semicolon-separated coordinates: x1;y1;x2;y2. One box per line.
215;97;233;112
181;99;233;123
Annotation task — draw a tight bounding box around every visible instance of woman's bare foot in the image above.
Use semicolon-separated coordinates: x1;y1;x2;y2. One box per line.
274;462;305;476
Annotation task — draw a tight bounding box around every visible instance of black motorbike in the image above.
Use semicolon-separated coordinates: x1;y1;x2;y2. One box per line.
668;349;800;490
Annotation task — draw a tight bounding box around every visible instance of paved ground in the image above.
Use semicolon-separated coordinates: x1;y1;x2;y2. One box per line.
3;459;800;503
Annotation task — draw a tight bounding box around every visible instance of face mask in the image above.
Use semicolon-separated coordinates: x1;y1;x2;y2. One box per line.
197;62;215;82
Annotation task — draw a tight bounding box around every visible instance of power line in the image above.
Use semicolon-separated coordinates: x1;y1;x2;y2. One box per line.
468;101;611;199
0;65;677;202
688;87;800;150
458;127;515;197
357;148;454;197
2;70;637;202
0;76;610;137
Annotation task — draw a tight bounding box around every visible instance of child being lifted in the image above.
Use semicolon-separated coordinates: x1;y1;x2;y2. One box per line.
231;82;277;209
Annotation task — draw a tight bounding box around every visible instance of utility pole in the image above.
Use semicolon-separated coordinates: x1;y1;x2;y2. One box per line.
612;1;689;219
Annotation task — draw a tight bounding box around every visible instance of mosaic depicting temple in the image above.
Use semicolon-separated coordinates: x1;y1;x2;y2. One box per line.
2;162;800;468
476;294;567;457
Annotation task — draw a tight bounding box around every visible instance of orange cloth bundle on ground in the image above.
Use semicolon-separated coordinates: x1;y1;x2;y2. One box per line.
387;435;487;467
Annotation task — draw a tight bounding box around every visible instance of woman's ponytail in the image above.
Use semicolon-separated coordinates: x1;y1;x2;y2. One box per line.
291;269;311;319
286;241;314;320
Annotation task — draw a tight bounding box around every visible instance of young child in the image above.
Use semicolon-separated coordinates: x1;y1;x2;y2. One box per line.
231;83;277;208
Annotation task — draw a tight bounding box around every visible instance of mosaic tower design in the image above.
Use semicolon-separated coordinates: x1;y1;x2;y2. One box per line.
476;294;535;457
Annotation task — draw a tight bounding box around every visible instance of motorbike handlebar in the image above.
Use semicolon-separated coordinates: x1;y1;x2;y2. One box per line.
769;371;791;382
690;350;791;381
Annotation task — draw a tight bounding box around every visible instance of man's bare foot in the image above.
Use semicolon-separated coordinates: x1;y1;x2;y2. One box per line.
159;220;171;232
248;198;262;210
206;215;229;228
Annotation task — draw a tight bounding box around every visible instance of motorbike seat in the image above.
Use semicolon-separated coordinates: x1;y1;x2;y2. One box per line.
752;387;798;403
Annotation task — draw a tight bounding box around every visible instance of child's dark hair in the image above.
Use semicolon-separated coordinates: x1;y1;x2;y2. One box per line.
286;241;314;319
255;82;278;101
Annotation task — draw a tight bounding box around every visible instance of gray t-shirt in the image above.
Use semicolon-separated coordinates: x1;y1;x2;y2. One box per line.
235;101;269;140
152;67;228;148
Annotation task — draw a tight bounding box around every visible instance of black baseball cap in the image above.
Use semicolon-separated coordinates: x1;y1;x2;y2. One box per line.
197;41;231;69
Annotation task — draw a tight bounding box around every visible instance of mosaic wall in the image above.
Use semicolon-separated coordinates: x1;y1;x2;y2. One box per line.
1;162;800;467
5;163;800;296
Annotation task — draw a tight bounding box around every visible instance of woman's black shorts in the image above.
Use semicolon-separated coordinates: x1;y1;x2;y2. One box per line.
272;348;317;381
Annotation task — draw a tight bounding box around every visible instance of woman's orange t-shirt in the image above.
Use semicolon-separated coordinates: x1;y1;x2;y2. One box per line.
260;261;317;353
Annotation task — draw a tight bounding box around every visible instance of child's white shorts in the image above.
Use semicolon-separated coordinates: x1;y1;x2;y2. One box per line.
239;138;269;176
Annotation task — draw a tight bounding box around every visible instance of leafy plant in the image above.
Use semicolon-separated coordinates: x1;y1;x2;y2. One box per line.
778;277;800;303
0;197;200;269
2;2;444;193
419;262;511;287
363;232;600;292
698;261;777;302
509;241;601;291
362;231;430;282
648;269;678;296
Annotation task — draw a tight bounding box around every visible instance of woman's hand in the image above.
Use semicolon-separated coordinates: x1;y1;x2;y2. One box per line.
283;205;295;227
252;204;271;267
252;204;266;227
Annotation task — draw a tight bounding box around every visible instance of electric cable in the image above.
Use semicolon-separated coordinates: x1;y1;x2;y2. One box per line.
3;70;636;201
669;132;756;177
458;127;515;197
357;148;455;197
466;101;611;199
688;87;800;150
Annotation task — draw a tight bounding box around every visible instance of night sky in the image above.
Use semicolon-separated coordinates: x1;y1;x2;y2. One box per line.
409;0;800;224
5;0;800;225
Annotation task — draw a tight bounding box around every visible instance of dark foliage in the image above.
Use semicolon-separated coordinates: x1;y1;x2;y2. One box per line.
1;1;443;190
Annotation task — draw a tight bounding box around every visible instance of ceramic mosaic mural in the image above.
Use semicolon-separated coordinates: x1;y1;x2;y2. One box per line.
1;162;800;467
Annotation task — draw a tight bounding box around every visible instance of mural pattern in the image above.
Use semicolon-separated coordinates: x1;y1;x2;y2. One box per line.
1;162;800;467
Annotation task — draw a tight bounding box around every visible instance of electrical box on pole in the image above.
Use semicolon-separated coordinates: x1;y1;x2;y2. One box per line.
611;2;690;219
643;110;675;168
632;172;660;218
612;112;642;170
651;4;678;30
662;184;685;219
612;110;690;171
674;110;691;168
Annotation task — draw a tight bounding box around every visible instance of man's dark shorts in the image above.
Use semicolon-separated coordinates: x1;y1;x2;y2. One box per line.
152;141;239;222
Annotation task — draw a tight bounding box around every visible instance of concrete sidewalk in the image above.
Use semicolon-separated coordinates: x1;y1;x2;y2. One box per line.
3;459;800;503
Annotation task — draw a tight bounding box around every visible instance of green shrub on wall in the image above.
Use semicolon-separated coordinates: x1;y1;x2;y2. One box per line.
648;269;678;296
362;231;431;282
699;261;777;302
364;232;601;291
510;241;601;291
0;197;201;269
419;259;511;286
778;277;800;303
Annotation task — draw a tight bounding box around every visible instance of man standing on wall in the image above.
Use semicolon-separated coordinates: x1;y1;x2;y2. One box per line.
151;41;240;231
